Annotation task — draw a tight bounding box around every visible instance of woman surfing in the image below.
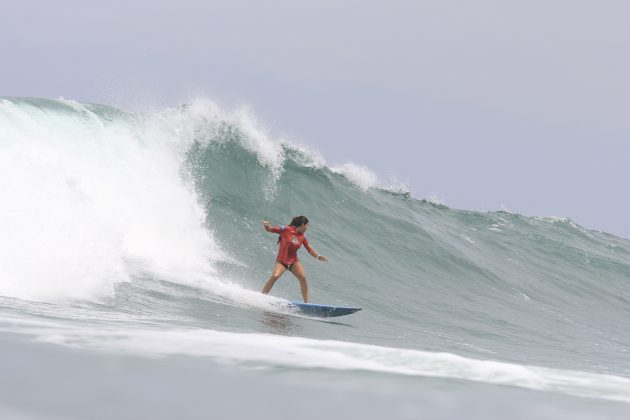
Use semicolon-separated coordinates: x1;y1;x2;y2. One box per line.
260;216;328;303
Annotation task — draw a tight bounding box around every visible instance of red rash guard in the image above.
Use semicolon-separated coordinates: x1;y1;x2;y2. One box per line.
270;225;313;266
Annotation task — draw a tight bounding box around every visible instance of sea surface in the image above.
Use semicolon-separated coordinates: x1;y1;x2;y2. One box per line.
1;97;629;419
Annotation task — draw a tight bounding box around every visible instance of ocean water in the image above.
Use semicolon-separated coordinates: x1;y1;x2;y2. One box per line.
1;97;629;419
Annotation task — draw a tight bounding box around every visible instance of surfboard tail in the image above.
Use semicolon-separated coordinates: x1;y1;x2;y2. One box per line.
286;302;362;317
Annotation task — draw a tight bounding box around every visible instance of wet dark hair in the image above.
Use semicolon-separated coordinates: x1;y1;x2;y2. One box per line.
289;216;309;227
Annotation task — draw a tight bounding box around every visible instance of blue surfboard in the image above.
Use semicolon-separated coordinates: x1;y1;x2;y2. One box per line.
285;301;362;317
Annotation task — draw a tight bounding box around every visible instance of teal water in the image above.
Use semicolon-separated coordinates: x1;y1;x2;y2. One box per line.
1;97;629;417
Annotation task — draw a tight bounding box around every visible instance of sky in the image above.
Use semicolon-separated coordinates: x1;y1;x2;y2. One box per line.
1;0;628;238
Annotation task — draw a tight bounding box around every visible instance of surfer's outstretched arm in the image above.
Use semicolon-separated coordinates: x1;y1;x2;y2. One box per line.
304;241;328;262
263;220;286;234
262;220;283;234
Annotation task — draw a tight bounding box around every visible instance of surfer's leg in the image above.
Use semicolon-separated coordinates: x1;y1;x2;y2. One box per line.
289;261;309;303
261;262;287;295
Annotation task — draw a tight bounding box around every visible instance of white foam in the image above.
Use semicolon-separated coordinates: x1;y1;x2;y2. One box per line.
381;176;411;195
330;162;380;191
534;216;583;230
0;99;234;302
283;141;327;169
3;316;629;404
233;106;285;172
426;194;447;206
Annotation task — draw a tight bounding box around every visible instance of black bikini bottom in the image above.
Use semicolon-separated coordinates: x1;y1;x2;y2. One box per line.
279;261;294;271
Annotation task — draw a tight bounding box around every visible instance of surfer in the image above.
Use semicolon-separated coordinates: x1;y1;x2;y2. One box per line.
260;216;328;303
